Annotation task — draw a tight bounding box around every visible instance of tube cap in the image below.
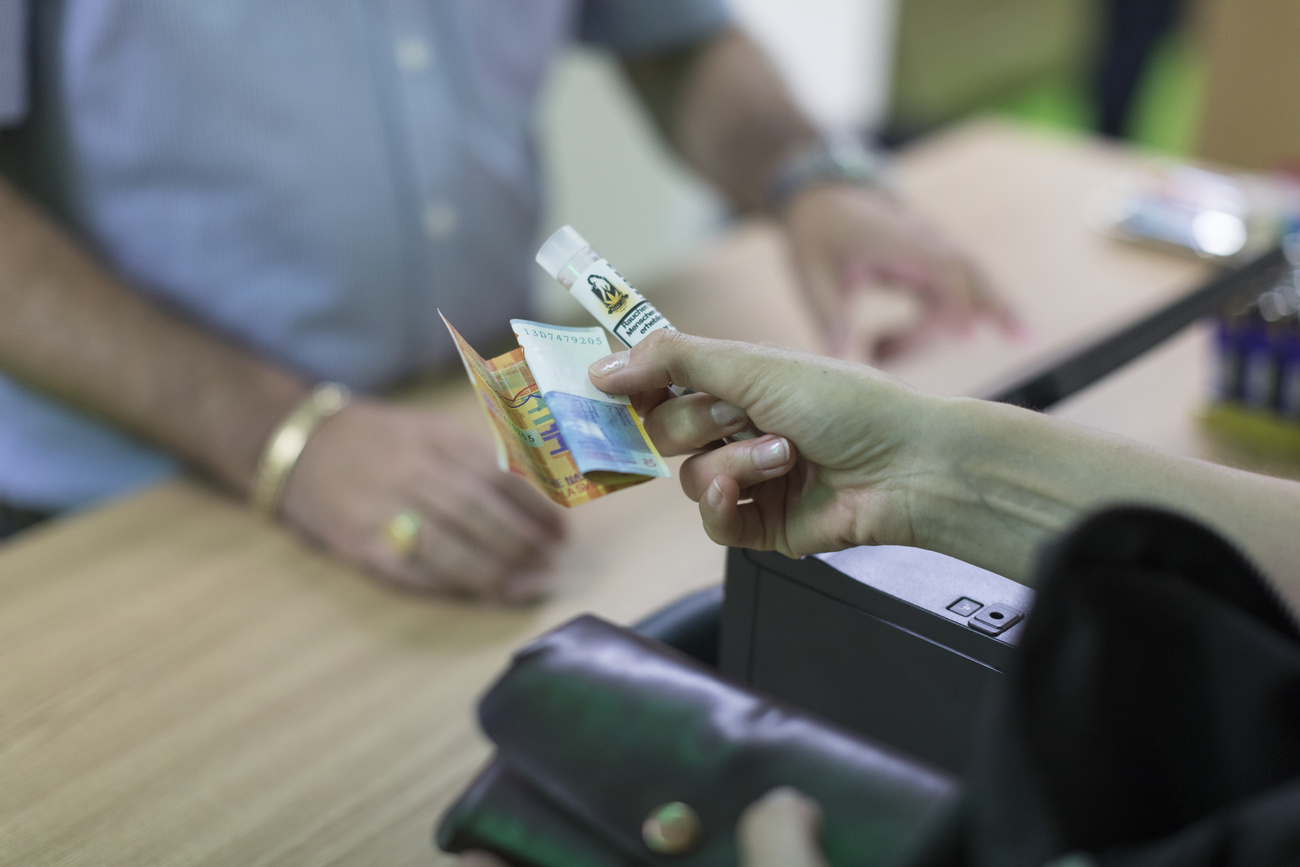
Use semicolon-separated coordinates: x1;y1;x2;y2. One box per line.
535;225;590;279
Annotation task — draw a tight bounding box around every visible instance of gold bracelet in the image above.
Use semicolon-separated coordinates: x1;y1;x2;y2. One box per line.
250;382;351;518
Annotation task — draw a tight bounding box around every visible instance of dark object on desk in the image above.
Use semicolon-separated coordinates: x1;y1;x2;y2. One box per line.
722;547;1029;775
912;507;1300;867
436;615;957;867
984;245;1289;411
633;583;723;667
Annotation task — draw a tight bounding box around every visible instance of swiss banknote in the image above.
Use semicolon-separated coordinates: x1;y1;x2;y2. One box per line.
443;315;670;507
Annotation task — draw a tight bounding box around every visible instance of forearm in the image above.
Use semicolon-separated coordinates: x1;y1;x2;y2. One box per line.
919;397;1300;613
0;177;309;494
623;29;818;213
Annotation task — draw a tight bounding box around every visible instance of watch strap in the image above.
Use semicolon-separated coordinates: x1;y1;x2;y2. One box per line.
766;136;890;213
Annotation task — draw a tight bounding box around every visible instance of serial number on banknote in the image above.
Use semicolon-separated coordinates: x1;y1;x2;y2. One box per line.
514;327;603;345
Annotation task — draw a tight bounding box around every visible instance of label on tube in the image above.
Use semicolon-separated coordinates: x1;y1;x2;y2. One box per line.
568;261;673;347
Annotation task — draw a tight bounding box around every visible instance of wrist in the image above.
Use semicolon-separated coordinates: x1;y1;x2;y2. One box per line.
765;136;893;218
906;398;1078;582
249;382;351;517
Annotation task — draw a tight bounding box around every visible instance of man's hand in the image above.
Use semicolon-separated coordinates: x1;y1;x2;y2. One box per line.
623;29;1019;363
281;399;566;602
0;181;566;601
782;184;1020;363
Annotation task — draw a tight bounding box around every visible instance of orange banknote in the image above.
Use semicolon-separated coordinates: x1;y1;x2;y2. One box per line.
443;316;669;507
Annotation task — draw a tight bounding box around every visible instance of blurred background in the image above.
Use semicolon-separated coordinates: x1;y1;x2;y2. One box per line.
534;0;1299;306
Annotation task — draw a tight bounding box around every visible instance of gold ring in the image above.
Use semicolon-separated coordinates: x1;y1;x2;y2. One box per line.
384;508;423;559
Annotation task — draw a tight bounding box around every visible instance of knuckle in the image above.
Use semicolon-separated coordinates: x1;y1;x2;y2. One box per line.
473;563;512;597
632;329;670;361
701;520;730;547
663;402;708;450
679;472;707;502
494;472;531;504
398;559;443;592
636;328;695;375
639;327;682;353
490;472;533;507
679;455;711;500
502;534;543;565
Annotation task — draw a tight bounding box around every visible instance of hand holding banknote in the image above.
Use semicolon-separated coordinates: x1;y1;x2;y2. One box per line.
588;329;935;558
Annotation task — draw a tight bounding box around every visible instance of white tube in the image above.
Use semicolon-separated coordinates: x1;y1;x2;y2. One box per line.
535;226;674;348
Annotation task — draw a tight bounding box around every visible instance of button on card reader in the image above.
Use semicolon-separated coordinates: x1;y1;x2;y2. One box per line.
946;597;983;617
969;603;1024;636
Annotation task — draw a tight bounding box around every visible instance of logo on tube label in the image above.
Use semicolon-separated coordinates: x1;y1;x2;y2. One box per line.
587;273;629;315
572;261;674;346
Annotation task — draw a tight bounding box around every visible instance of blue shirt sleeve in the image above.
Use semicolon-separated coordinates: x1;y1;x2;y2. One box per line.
578;0;732;57
0;0;27;126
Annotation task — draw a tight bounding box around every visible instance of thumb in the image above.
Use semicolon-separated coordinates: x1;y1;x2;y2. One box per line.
589;330;782;410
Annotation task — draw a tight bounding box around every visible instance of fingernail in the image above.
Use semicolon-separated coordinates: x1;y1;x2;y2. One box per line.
706;478;725;508
754;437;789;470
710;400;746;427
589;351;628;376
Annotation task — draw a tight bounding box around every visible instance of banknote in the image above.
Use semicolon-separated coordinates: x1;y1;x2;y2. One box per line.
443;315;669;507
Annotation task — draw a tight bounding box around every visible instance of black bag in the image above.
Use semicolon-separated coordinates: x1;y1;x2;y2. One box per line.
436;614;957;867
916;507;1300;867
438;508;1300;866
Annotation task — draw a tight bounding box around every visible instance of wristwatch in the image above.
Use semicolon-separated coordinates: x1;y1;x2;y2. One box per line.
765;136;892;213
